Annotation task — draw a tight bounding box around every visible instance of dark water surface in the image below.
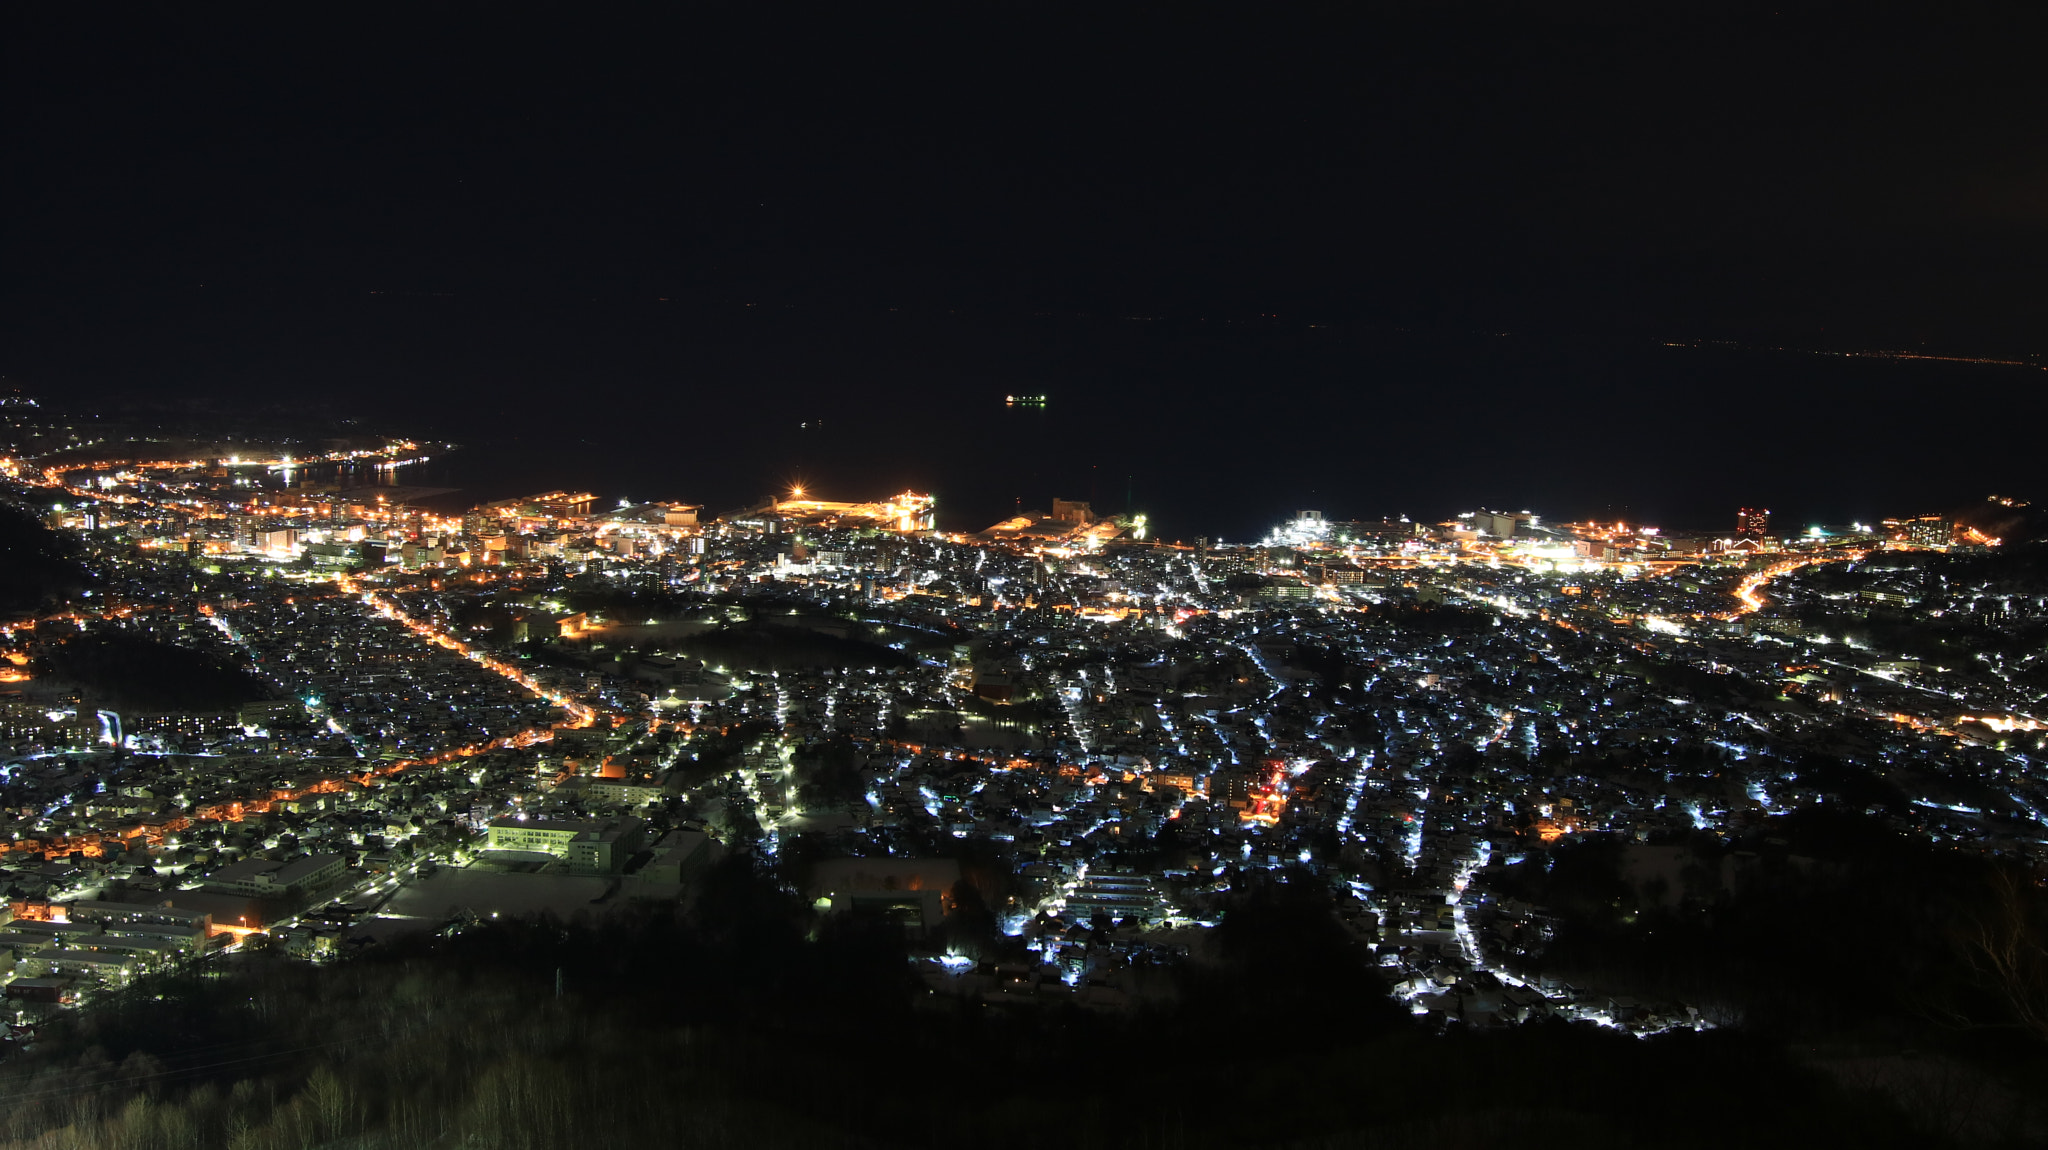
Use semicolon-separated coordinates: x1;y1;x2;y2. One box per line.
87;301;2048;541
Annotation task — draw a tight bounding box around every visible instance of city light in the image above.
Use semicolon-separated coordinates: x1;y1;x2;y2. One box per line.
0;404;2036;1053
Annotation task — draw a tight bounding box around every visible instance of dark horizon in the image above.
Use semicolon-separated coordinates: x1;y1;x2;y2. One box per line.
11;304;2037;544
8;6;2048;535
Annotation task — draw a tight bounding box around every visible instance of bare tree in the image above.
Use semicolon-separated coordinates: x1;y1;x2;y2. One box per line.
1956;864;2048;1040
304;1065;351;1145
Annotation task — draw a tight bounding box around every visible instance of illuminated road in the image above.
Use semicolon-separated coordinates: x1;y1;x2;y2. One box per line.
0;582;608;862
357;585;598;729
1722;551;1862;617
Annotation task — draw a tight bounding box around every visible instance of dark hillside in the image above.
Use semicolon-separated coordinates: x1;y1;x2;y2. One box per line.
0;863;1985;1150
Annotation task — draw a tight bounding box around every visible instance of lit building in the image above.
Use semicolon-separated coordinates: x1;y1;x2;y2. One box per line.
1267;510;1330;547
202;853;347;900
767;490;935;532
1465;509;1538;539
1904;515;1954;550
485;816;646;873
1736;507;1770;538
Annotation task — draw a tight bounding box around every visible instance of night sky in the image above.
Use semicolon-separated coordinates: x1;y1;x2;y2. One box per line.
6;6;2046;534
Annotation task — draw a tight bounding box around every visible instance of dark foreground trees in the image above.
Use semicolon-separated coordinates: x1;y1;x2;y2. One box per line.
0;859;2012;1150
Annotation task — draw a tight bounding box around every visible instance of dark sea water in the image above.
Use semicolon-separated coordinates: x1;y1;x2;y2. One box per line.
90;300;2048;542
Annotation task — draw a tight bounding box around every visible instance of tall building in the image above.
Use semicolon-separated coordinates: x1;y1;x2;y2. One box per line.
1905;515;1954;550
1471;509;1520;539
1736;507;1770;538
1050;498;1093;524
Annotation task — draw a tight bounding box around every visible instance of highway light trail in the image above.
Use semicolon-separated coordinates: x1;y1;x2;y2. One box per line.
1724;552;1860;617
357;587;597;730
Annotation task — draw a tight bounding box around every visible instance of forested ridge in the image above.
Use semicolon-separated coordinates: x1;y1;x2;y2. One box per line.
0;859;2005;1150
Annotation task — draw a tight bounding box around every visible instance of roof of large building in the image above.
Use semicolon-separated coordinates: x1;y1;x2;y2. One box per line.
487;815;643;843
206;852;343;888
808;857;961;898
